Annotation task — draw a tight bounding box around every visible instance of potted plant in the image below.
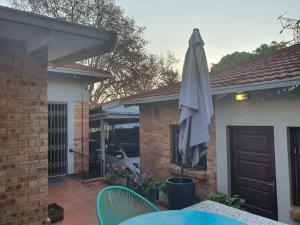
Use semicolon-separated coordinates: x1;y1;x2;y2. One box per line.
127;172;140;190
166;145;205;209
104;167;130;186
166;176;195;209
137;173;160;201
158;182;168;207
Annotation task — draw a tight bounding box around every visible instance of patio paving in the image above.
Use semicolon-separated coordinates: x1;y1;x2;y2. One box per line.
49;176;106;225
48;176;166;225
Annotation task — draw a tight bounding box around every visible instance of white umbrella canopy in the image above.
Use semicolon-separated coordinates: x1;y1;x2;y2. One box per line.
179;28;214;167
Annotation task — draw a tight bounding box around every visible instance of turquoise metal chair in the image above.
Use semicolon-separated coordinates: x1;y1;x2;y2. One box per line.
96;186;160;225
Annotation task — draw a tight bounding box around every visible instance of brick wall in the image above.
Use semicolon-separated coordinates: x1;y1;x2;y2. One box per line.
0;38;48;225
74;101;89;174
139;101;216;197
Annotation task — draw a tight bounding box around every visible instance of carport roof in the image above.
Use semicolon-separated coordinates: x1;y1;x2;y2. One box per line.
89;101;139;124
121;43;300;105
0;6;117;65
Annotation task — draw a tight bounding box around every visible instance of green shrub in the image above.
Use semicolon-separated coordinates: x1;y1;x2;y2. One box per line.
104;168;130;184
207;192;245;209
159;182;167;193
138;175;160;193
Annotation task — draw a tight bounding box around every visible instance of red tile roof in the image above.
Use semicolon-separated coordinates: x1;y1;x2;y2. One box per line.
211;43;300;88
122;43;300;102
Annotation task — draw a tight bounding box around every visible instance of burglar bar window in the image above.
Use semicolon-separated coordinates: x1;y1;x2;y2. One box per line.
290;127;300;206
170;124;207;170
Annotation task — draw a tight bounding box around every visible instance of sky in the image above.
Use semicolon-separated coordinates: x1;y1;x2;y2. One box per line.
1;0;299;71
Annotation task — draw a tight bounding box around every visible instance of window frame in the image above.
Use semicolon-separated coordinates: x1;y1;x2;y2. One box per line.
170;124;207;170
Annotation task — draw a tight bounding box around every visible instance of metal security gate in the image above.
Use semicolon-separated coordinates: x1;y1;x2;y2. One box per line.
290;128;300;205
48;103;67;176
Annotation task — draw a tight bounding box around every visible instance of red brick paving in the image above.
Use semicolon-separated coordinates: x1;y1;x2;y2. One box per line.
48;177;167;225
48;177;106;225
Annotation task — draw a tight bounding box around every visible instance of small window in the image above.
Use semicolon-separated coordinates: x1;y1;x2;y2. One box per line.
290;127;300;206
170;124;207;170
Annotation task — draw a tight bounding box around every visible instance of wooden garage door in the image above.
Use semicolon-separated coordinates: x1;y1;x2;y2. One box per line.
230;126;277;220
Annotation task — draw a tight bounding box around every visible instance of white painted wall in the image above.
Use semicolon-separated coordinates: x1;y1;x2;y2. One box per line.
215;87;300;225
48;75;89;174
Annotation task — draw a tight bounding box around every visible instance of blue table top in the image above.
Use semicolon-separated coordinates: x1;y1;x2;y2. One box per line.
119;210;246;225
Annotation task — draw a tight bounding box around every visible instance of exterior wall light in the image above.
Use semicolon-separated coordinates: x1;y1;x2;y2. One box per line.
235;92;248;101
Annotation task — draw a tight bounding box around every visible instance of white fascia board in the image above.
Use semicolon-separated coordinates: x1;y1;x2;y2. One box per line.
123;77;300;106
48;67;111;80
123;94;179;106
102;101;121;111
89;113;139;121
212;77;300;95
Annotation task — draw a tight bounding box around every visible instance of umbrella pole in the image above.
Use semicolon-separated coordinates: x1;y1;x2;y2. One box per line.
180;160;184;183
180;118;192;183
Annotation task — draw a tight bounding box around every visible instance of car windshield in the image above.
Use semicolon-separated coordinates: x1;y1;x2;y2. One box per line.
121;144;139;158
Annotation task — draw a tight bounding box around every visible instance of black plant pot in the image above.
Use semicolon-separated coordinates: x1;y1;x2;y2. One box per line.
166;177;195;209
48;203;64;223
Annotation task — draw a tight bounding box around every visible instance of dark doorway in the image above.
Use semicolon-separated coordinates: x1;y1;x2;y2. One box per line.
229;126;277;220
48;102;68;177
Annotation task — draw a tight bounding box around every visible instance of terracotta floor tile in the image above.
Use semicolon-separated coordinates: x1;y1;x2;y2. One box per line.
49;177;106;225
48;177;166;225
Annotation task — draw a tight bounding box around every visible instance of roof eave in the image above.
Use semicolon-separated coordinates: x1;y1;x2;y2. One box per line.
123;93;179;106
49;36;117;65
48;67;112;82
0;6;117;64
0;6;113;40
212;77;300;95
123;77;300;106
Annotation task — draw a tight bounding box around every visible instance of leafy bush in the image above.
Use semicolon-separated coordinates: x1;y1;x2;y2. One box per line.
159;182;167;193
207;192;245;210
104;168;130;184
138;174;160;193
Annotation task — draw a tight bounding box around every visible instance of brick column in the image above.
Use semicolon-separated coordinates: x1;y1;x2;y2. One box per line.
0;38;48;225
207;117;217;193
74;101;89;174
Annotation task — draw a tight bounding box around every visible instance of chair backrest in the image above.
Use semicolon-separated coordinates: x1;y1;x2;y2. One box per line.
96;186;160;225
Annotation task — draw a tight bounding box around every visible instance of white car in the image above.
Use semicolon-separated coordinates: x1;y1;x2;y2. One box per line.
106;143;140;174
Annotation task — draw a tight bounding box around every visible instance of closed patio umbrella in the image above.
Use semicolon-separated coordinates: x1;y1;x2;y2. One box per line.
167;29;214;210
179;28;214;168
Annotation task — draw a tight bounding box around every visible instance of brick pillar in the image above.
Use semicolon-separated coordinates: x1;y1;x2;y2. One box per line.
74;101;89;174
0;38;48;225
207;117;217;193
